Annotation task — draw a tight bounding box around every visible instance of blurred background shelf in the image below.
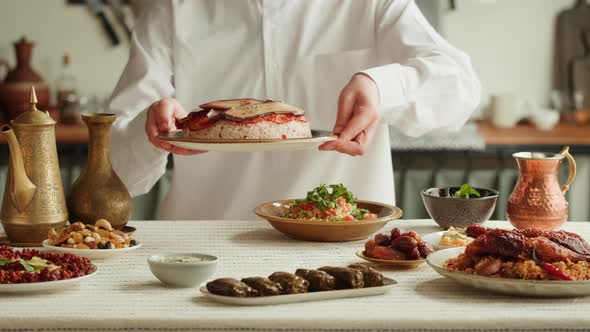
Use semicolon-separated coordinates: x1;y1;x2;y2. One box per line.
1;120;589;222
479;121;590;146
2;120;588;146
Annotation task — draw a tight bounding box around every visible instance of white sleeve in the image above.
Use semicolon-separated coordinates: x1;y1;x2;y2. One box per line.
362;0;481;137
108;1;174;197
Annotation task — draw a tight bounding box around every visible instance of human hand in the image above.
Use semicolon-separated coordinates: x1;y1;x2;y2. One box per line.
319;73;380;156
145;97;207;155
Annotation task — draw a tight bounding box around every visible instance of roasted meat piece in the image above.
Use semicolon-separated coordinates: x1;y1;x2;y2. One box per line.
464;227;590;263
465;224;490;239
516;229;590;256
268;272;309;294
525;237;590;263
348;263;384;287
295;269;336;292
206;278;257;297
318;266;364;289
467;225;590;258
465;229;526;259
240;277;283;296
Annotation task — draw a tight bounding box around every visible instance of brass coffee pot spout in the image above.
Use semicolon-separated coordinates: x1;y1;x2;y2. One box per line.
1;125;37;212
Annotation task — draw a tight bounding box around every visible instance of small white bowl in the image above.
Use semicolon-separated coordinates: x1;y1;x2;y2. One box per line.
147;253;218;288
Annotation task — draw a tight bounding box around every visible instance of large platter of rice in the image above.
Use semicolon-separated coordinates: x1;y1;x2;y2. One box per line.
427;247;590;297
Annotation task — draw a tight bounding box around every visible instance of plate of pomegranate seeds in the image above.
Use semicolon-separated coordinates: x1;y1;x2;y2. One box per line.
0;245;98;293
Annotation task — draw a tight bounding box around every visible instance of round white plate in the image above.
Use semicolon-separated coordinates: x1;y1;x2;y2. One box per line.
0;265;98;293
427;247;590;297
422;231;469;251
157;130;336;152
200;277;397;306
42;240;142;259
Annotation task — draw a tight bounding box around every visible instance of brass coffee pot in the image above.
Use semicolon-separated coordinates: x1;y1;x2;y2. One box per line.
1;86;68;246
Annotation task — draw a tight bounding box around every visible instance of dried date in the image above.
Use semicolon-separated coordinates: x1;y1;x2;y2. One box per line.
418;242;434;258
391;236;418;252
366;245;406;260
374;233;391;246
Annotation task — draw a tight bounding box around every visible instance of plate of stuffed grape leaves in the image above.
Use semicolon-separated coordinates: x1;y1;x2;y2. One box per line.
200;264;397;305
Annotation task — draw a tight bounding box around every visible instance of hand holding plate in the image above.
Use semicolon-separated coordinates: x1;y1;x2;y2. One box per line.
145;97;208;155
319;73;380;156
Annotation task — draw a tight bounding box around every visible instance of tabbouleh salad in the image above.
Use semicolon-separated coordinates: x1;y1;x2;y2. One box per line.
284;184;378;222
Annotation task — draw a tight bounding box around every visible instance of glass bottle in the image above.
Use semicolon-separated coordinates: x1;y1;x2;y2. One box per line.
56;53;78;120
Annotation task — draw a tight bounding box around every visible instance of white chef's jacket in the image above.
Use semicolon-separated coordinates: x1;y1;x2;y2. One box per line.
109;0;480;220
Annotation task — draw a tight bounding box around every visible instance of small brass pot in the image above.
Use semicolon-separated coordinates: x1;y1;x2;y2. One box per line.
67;113;132;229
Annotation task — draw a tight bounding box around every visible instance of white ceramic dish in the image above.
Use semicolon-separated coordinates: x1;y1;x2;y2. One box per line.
157;130;336;152
42;240;142;259
148;253;218;288
427;247;590;297
421;231;469;251
0;265;98;293
200;277;397;305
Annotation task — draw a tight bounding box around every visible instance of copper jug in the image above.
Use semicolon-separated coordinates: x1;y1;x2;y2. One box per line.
507;146;576;230
67;113;132;229
0;37;50;121
0;87;67;246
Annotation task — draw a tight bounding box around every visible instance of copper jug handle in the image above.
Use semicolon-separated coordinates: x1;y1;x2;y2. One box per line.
559;146;576;194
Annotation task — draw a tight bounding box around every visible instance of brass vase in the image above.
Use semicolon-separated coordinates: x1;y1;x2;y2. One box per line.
67;113;132;229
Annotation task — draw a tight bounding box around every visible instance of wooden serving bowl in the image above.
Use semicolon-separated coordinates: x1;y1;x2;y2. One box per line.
254;200;402;242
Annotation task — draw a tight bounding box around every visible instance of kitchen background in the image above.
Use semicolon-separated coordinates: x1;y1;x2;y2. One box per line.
1;0;589;220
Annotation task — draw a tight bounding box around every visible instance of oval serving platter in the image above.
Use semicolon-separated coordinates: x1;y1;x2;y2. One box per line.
428;247;590;298
157;130;336;153
200;277;397;305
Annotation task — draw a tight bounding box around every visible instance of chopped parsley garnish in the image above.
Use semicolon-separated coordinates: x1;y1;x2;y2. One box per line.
294;183;369;220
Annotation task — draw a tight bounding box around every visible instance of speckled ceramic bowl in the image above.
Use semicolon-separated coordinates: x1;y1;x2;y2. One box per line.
421;187;499;230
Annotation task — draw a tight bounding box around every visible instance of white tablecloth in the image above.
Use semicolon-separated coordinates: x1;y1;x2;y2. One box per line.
1;219;590;332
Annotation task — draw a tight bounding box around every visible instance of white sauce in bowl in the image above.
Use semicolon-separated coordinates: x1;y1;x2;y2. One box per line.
159;256;207;263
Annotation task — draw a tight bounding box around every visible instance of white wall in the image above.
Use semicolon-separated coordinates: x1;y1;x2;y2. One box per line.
441;0;575;110
0;0;129;102
0;0;575;111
